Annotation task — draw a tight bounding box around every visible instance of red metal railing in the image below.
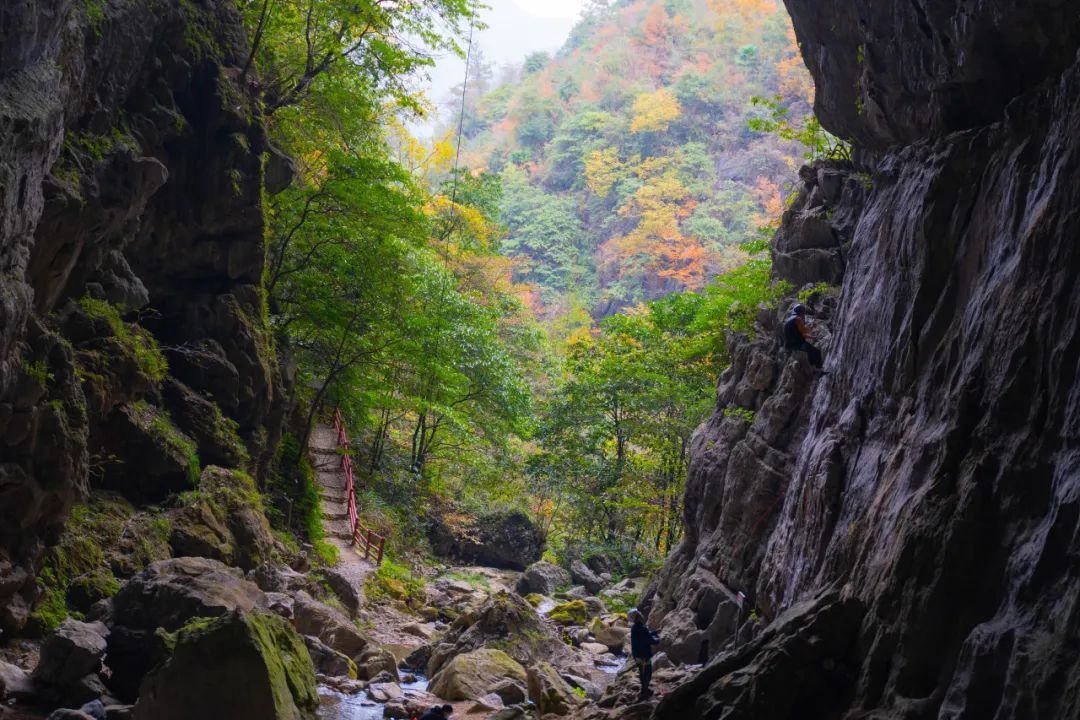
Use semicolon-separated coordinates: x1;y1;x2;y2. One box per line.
332;408;386;565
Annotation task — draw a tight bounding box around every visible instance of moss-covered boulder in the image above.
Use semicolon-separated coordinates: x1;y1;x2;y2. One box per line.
428;648;527;701
426;591;566;677
167;466;274;571
135;611;317;720
546;600;590;626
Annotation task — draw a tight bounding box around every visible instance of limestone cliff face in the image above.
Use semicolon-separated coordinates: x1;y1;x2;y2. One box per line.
0;0;284;633
650;3;1080;718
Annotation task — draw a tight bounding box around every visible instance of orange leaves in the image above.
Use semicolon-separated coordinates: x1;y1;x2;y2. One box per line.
599;161;710;293
752;176;784;229
629;88;682;133
642;3;670;47
777;25;815;104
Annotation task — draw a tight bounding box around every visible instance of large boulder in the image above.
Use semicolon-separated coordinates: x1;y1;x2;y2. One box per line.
568;561;604;595
516;562;571;596
107;557;266;701
428;648;526;702
428;509;543;570
33;619;109;705
292;592;369;658
426;592;566;677
112;557;266;632
249;562;309;595
589;617;629;653
302;636;357;679
354;647;399;682
134;611;318;720
165;467;274;571
526;663;586;716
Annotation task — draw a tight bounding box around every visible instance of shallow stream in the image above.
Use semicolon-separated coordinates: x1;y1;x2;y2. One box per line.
317;672;430;720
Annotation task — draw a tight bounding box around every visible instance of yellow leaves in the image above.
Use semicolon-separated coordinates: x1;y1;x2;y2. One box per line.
629;88;681;133
585;147;624;197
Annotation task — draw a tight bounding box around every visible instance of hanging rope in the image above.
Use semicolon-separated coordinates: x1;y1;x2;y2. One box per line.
449;20;476;207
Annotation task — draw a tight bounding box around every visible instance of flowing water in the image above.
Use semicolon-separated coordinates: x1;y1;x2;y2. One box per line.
317;672;430;720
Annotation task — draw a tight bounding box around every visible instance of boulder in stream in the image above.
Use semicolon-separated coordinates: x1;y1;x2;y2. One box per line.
134;610;318;720
428;648;527;701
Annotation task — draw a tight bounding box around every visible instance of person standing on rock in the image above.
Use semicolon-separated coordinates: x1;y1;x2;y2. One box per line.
629;609;660;700
417;705;454;720
783;303;824;370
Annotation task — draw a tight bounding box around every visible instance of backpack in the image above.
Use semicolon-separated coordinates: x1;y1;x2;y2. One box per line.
782;314;803;349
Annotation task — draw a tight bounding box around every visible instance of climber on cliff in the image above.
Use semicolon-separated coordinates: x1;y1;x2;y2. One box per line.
783;303;824;370
629;608;661;700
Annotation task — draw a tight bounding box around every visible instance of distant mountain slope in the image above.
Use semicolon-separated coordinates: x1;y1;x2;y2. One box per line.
451;0;814;319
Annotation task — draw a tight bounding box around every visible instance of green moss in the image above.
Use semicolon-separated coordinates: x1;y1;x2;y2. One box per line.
546;600;590;625
78;296;168;384
158;612;318;716
723;406;755;424
209;401;250;465
179;0;224;61
24;359;52;386
524;593;545;608
131;400;201;484
29;494;135;631
365;560;423;606
30;567;74;632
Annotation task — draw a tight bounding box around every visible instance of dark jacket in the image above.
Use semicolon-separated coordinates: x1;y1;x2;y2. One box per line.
417;709;447;720
783;314;806;349
630;621;660;659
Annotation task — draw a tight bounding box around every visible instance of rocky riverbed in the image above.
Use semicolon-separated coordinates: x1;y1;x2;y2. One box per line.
0;552;658;720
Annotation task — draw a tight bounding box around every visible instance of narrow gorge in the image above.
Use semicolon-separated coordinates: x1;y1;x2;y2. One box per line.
1;0;1078;719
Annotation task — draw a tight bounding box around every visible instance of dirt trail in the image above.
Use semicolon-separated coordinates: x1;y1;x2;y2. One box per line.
310;422;377;603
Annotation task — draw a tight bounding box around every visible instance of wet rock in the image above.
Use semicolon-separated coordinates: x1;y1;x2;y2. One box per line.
367;681;402;703
428;508;543;570
404;644;433;671
303;635;357;679
292;591;369;658
569;561;604;595
526;662;586;716
428;648;527;702
580;642;609;656
516;562;571;596
382;691;444;719
354;647;399;682
134;611;318;720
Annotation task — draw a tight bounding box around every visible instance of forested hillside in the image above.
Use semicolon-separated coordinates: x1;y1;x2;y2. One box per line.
445;0;816;320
